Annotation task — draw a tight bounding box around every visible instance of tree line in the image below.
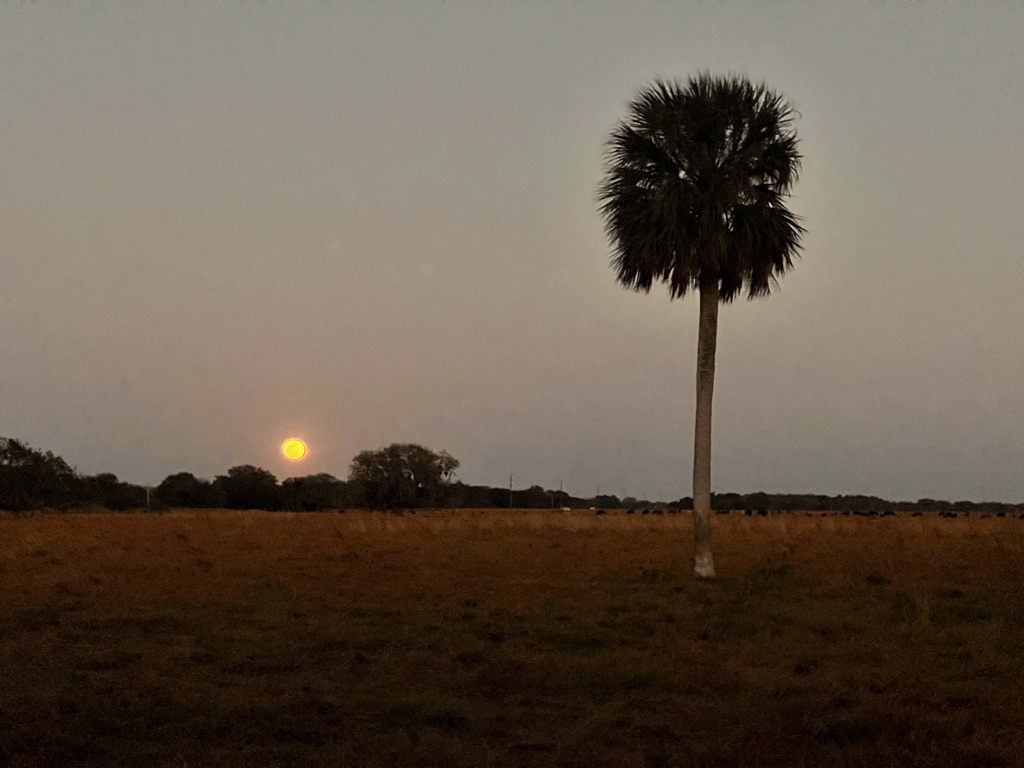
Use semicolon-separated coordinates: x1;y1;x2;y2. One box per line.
1;435;1021;515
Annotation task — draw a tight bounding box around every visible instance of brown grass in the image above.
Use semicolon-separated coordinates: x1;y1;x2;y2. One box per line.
2;509;1024;767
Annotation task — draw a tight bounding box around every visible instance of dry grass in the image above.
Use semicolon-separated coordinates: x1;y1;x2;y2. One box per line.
2;509;1024;767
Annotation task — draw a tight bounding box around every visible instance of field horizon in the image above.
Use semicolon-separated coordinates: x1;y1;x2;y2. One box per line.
3;508;1023;766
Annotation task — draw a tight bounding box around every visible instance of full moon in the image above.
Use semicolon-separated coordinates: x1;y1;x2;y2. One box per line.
281;438;307;461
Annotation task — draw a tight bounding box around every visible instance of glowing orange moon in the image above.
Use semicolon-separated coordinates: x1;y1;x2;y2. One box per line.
281;438;307;461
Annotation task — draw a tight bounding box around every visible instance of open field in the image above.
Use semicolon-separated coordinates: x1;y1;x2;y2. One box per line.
2;508;1024;767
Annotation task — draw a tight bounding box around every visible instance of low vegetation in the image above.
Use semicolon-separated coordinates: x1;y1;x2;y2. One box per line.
2;509;1023;766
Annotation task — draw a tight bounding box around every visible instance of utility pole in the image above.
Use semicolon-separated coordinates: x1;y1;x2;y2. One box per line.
509;474;513;510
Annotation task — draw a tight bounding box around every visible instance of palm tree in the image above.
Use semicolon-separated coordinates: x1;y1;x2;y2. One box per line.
598;74;804;578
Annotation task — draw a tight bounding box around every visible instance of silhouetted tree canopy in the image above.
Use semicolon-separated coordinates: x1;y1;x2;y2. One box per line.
81;472;148;511
2;434;1022;515
0;437;79;511
156;472;224;509
348;444;458;509
213;465;282;510
281;473;350;511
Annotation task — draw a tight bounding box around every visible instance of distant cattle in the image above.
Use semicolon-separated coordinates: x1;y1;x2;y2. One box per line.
757;510;768;517
744;510;753;516
641;509;649;515
912;511;923;517
595;509;606;516
626;509;635;515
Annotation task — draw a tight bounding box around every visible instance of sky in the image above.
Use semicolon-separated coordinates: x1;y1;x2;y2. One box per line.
2;2;1023;503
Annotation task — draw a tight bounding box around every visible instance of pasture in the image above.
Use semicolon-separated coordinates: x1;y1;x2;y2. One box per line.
2;508;1023;767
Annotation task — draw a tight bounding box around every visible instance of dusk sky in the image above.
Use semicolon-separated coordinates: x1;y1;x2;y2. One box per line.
2;3;1023;503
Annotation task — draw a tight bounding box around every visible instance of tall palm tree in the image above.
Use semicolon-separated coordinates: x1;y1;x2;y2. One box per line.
598;74;804;578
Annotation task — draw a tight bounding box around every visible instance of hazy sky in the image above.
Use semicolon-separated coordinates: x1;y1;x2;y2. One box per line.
2;2;1023;502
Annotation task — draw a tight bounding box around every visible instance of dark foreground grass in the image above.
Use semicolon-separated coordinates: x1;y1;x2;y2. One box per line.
2;510;1024;766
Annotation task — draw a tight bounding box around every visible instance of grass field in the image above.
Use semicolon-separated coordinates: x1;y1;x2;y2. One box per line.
2;508;1023;767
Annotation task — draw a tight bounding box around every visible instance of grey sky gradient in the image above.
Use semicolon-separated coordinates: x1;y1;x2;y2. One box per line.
2;2;1023;502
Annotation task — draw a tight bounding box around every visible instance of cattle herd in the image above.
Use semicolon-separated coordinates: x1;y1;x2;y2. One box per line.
590;508;1024;519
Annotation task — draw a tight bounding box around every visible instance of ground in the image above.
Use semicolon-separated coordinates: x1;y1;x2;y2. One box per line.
2;508;1023;767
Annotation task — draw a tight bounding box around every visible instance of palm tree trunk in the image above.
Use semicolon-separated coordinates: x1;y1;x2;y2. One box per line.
692;278;719;578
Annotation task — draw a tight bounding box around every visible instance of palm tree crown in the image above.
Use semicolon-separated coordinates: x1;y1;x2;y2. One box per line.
598;74;804;301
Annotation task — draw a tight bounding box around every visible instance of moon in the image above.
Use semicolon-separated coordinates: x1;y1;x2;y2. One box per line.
281;438;307;461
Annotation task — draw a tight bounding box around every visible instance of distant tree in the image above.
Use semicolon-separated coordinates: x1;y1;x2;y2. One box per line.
553;489;573;509
442;481;504;509
156;472;224;508
517;485;551;508
349;444;458;509
87;472;121;501
282;473;349;511
598;74;803;577
82;472;147;511
214;465;281;510
0;436;80;511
